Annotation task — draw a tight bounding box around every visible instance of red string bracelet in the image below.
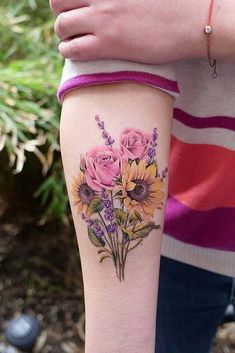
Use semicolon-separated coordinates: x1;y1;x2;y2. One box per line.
204;0;218;78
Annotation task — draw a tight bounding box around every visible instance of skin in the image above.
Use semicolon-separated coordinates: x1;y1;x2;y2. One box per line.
50;0;235;64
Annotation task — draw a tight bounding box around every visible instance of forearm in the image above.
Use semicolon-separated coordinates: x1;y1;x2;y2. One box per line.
60;83;173;353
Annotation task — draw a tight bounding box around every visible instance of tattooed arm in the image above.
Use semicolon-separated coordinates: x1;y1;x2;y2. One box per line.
60;83;174;353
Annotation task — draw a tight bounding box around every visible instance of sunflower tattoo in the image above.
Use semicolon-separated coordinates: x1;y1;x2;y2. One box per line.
71;115;168;281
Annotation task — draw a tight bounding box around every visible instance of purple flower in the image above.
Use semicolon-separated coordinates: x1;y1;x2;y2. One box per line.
92;220;105;237
146;127;158;164
103;199;112;208
106;137;115;145
152;128;158;142
82;216;94;226
107;223;117;233
87;219;94;227
104;208;114;222
162;167;168;179
101;188;108;199
102;131;108;139
95;115;115;146
147;147;156;158
101;188;117;234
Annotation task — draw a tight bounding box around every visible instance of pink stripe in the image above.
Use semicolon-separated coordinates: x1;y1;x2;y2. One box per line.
174;108;235;131
58;71;180;101
164;194;235;251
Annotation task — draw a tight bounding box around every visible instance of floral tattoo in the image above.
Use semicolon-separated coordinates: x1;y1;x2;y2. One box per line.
72;115;168;281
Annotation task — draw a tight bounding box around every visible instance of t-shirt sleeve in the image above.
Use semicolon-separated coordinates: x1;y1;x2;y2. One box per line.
57;58;180;103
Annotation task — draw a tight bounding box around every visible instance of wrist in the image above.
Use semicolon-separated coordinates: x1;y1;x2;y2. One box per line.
175;0;213;60
190;0;235;61
179;0;235;61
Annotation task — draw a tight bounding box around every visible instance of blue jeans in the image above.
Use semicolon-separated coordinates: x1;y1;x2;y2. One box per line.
155;256;235;353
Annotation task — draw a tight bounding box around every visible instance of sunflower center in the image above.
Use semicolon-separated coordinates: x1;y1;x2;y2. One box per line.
127;179;150;201
79;183;95;204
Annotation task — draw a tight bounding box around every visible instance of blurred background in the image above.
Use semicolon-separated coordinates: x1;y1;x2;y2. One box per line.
0;1;84;352
0;1;234;353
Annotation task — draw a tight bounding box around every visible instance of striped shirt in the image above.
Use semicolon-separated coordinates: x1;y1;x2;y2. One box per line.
59;58;235;277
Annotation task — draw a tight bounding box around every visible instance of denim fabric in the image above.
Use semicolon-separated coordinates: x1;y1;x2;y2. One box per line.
155;256;235;353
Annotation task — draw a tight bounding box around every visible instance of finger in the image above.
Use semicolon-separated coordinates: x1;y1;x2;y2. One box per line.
58;34;101;60
54;7;95;40
50;0;90;15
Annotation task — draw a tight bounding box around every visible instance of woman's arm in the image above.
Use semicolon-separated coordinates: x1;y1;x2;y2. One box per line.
60;82;174;353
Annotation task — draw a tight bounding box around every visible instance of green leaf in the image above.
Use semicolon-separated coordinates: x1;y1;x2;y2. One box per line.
120;226;137;240
134;222;160;237
129;210;142;224
88;227;105;247
99;255;111;263
114;208;128;226
90;198;104;214
121;222;160;240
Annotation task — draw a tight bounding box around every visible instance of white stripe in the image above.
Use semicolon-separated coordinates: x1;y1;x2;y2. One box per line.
161;234;235;277
61;59;178;83
172;119;235;151
175;59;235;118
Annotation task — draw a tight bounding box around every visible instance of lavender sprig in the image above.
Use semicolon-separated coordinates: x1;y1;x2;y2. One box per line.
101;188;117;234
107;223;117;233
95;115;115;146
162;167;168;179
146;127;158;164
81;213;105;238
92;220;105;237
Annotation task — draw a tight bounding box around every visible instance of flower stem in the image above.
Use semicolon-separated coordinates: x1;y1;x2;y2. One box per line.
98;212;113;252
128;239;143;253
123;239;131;270
109;191;123;280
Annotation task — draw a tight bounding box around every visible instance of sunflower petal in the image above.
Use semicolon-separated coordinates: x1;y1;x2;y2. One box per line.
145;163;157;181
150;181;162;192
126;181;136;191
124;197;131;208
137;160;146;179
127;161;137;182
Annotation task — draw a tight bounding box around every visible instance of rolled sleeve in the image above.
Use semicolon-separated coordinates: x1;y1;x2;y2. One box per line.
58;58;180;103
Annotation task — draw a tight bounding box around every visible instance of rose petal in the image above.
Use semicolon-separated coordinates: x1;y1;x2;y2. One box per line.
120;144;135;160
85;170;103;191
86;157;97;179
129;145;147;159
95;164;115;187
111;158;121;175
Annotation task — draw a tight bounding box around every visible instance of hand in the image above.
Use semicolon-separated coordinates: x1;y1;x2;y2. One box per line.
50;0;235;64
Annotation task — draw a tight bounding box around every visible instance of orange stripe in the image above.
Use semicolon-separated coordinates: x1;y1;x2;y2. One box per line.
169;135;235;210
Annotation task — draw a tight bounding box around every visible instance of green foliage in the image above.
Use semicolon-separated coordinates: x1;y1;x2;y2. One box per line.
114;208;128;226
0;0;67;221
88;226;106;247
120;222;160;240
90;198;105;214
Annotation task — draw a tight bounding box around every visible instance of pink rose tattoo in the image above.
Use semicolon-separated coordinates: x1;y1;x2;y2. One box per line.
120;128;151;160
85;146;122;191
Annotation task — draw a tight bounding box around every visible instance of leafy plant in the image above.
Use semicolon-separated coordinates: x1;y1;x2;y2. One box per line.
0;0;68;221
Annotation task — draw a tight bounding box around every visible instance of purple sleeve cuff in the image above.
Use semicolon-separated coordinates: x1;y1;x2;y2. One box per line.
57;71;180;102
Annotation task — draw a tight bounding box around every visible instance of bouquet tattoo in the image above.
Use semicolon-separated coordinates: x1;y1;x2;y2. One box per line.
72;115;168;281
